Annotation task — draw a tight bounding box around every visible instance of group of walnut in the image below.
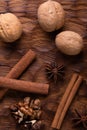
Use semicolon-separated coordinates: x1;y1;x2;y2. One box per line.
0;0;83;56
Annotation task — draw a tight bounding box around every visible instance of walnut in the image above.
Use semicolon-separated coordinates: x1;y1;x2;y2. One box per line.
10;97;42;126
55;31;83;55
37;0;65;32
0;13;22;42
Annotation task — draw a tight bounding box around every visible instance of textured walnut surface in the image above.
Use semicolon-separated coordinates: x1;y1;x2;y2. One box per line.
0;0;87;130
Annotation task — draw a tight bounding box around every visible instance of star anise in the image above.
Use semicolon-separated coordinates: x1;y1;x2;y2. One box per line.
45;62;65;84
72;108;87;129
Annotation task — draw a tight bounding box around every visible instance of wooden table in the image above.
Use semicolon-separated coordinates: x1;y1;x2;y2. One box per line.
0;0;87;130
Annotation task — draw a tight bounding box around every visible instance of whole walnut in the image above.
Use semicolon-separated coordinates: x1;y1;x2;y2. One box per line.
0;13;22;42
37;0;65;32
55;31;83;55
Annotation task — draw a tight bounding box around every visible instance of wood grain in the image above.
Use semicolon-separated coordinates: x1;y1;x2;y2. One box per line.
0;0;87;130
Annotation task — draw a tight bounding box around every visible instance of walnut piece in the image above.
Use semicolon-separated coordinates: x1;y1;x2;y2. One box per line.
0;13;22;42
55;31;83;55
37;0;65;32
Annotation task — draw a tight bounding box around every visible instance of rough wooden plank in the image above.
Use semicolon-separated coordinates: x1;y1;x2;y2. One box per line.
0;0;86;130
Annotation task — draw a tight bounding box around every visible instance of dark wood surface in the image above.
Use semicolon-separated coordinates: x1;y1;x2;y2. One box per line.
0;0;87;130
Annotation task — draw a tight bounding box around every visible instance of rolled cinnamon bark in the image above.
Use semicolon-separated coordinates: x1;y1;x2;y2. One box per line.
0;49;36;99
57;75;83;129
51;73;79;128
0;77;49;95
7;49;36;78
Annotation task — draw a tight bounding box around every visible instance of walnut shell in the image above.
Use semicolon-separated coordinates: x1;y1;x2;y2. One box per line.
37;0;65;32
0;13;22;42
55;31;83;55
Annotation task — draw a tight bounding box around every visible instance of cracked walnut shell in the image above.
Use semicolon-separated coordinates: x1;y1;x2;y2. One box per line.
0;13;22;42
38;0;65;32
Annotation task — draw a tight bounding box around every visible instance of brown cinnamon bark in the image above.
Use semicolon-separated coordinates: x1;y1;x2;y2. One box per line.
51;73;83;129
0;49;36;99
57;75;83;129
51;73;78;128
0;77;49;95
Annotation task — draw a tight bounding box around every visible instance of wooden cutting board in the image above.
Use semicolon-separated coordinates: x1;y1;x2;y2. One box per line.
0;0;87;130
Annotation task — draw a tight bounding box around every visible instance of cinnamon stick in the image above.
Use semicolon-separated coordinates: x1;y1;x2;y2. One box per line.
51;73;79;128
57;75;83;129
0;49;36;99
0;77;49;95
